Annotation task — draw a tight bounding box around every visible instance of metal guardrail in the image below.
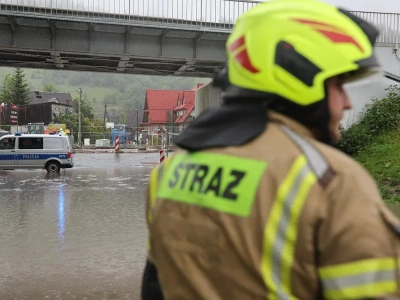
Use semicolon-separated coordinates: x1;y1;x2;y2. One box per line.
0;0;258;32
0;1;398;44
352;11;399;45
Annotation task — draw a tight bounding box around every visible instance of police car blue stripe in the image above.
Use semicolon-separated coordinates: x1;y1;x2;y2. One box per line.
0;154;16;161
0;153;68;160
18;154;68;160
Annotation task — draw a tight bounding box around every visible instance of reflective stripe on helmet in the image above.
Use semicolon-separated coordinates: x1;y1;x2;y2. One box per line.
318;257;398;299
261;155;317;299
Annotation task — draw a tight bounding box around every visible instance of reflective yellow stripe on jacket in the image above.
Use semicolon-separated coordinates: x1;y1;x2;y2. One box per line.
147;156;173;252
262;155;317;300
319;257;398;299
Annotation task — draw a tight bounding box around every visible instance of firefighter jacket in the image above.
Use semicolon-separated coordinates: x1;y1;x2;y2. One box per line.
143;111;400;300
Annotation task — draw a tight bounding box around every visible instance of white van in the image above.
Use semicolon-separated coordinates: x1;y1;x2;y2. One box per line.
0;133;74;173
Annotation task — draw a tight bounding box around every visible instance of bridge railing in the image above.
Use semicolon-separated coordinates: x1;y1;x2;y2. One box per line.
0;0;258;31
0;1;399;43
352;11;399;45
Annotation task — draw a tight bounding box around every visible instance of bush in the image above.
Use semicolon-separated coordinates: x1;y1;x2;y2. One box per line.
337;85;400;155
336;123;372;156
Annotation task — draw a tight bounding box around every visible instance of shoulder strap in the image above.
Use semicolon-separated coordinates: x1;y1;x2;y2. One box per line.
280;125;336;188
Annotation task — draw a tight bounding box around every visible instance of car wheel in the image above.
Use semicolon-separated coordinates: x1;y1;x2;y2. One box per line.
46;162;60;173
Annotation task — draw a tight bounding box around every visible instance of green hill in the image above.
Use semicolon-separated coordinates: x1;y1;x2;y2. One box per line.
0;67;211;119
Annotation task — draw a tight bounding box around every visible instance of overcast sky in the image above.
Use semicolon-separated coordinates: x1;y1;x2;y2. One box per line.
324;0;399;13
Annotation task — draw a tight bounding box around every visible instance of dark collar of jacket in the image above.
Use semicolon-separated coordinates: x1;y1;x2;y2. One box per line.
269;111;315;139
174;102;316;152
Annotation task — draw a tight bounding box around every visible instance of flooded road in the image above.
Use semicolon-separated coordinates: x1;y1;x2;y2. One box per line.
0;153;158;300
2;152;400;299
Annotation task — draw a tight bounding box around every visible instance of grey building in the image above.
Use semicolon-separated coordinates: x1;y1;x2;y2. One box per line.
18;91;74;125
29;91;73;106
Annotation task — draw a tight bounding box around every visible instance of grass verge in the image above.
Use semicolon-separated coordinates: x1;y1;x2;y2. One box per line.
354;130;400;203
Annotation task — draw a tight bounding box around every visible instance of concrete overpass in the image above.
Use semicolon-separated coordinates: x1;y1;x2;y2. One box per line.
0;0;255;77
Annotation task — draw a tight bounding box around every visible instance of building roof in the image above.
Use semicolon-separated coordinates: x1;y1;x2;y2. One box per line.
192;83;208;91
29;91;73;106
174;105;195;123
173;91;195;123
143;90;184;124
142;83;210;125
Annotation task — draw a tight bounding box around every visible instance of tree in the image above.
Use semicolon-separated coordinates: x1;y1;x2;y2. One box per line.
44;83;55;92
53;95;108;142
10;68;30;105
72;95;94;120
0;74;13;104
53;110;77;135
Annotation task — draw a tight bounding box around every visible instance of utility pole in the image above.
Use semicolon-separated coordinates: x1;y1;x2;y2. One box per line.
136;108;138;145
104;104;108;126
78;88;82;147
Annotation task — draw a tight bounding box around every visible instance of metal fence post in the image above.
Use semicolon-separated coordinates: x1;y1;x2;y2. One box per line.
396;13;399;50
200;0;203;27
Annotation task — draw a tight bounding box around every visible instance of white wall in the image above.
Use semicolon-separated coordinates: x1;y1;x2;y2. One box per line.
341;46;400;128
194;84;222;117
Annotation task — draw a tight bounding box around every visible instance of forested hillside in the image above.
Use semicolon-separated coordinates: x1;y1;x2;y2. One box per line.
0;67;211;118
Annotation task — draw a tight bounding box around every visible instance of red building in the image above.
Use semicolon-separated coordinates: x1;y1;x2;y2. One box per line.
141;84;207;135
173;88;197;132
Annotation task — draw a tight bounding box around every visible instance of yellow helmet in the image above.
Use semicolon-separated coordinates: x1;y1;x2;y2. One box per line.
224;0;380;106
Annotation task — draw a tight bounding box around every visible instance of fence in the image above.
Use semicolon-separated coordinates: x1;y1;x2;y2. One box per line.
0;1;398;43
68;123;185;147
74;131;179;148
352;11;399;45
0;0;259;32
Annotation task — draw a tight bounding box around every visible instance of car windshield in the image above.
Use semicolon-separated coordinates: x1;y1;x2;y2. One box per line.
0;138;15;150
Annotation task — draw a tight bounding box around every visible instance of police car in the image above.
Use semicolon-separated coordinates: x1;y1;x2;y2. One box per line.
0;133;74;173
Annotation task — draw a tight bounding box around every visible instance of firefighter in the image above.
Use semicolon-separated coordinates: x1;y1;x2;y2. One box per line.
141;1;400;299
59;128;67;136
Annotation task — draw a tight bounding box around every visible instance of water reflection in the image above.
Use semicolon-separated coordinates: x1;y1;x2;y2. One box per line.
58;184;66;246
0;164;151;299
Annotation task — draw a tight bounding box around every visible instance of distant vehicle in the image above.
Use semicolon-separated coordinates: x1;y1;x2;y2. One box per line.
0;133;74;173
0;130;10;138
111;124;127;144
27;123;45;134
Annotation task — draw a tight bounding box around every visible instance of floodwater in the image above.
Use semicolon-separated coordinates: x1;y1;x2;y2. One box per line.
0;153;158;300
2;152;400;299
